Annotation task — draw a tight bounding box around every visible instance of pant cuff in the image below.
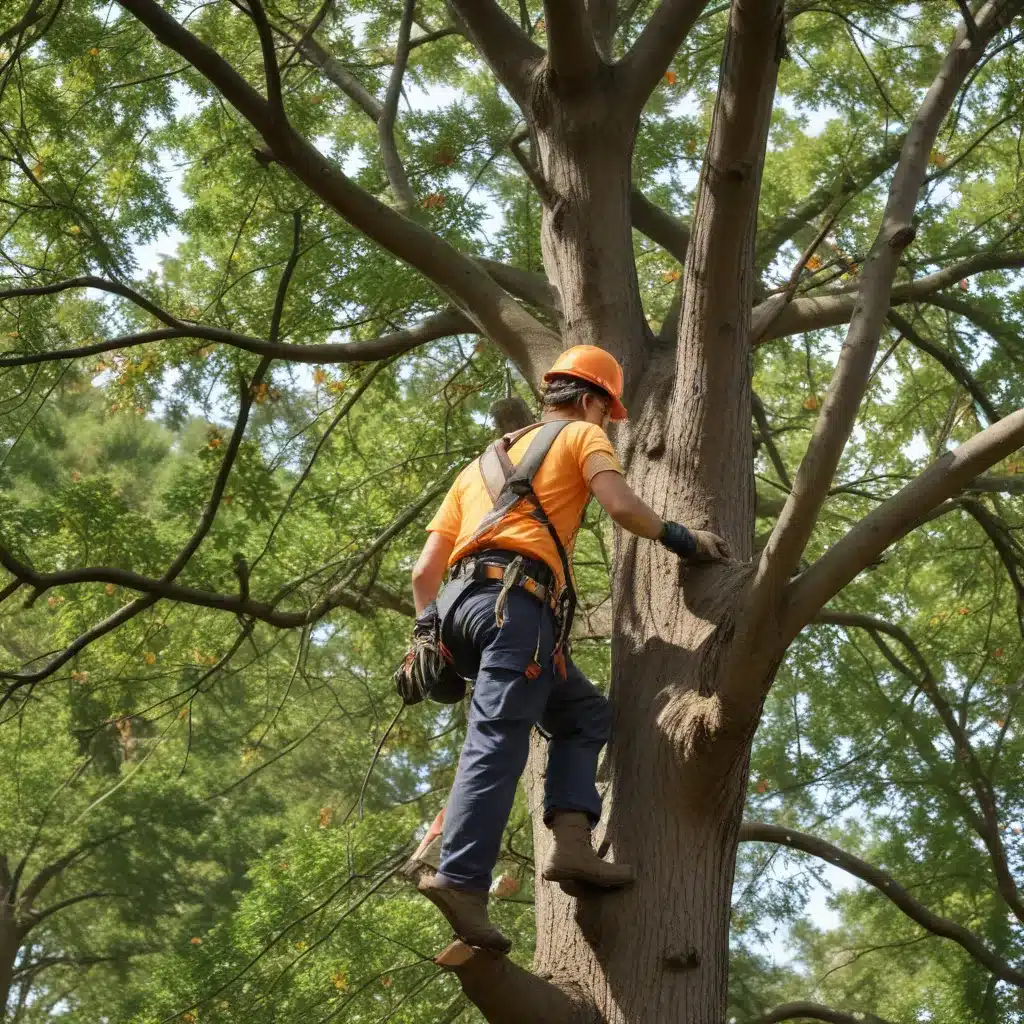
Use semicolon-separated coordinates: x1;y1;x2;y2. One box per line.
433;870;490;892
543;805;600;828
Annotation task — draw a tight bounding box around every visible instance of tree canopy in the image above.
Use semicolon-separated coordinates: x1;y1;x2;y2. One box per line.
2;1;1024;1023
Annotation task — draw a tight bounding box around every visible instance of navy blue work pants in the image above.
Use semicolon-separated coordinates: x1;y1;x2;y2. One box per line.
434;581;610;892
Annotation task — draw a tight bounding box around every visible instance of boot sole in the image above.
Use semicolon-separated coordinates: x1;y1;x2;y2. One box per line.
542;867;635;890
417;884;512;954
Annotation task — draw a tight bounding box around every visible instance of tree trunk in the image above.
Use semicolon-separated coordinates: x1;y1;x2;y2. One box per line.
530;74;647;369
0;926;18;1021
522;7;781;1017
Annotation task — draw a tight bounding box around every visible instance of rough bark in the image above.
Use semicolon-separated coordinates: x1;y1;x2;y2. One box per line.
530;77;646;374
521;4;785;1023
0;926;15;1020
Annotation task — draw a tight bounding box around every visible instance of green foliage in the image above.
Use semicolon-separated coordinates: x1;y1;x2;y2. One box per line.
1;1;1024;1022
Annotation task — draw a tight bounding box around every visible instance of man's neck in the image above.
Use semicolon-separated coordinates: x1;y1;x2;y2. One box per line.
541;410;584;424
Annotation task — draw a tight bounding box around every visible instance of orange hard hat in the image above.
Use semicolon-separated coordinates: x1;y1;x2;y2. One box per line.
543;345;628;421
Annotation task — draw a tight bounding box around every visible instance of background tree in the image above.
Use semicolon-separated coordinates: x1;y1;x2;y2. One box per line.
3;1;1024;1023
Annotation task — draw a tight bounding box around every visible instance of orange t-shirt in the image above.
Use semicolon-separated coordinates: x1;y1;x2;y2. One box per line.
427;420;623;589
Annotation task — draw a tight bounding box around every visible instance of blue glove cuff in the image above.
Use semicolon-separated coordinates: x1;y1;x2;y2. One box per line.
659;521;697;559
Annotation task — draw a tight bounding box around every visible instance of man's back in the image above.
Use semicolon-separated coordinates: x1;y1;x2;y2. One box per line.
427;420;622;588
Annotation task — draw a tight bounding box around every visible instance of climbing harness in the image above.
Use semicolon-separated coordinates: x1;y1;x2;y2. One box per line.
468;420;579;679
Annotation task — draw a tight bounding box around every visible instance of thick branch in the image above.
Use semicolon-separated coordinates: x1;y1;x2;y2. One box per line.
747;1003;894;1024
436;942;595;1024
758;252;1024;342
543;0;600;87
786;407;1024;634
757;1;1016;597
739;822;1024;987
442;0;542;105
630;189;690;264
618;0;713;113
378;0;416;213
115;0;560;387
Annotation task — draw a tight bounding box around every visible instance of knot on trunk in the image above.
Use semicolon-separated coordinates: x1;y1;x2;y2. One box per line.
656;689;723;762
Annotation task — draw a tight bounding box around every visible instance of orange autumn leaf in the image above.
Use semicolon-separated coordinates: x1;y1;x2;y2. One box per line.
144;651;156;665
318;806;334;828
803;395;820;411
208;437;222;449
312;368;327;386
993;648;1004;658
806;255;823;271
929;149;948;167
105;583;116;596
662;269;681;283
381;975;393;988
88;47;100;56
332;971;348;990
190;936;202;946
755;779;769;793
958;607;971;616
664;70;678;85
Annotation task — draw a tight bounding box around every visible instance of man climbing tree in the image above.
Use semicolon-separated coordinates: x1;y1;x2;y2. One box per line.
3;0;1024;1022
401;345;728;952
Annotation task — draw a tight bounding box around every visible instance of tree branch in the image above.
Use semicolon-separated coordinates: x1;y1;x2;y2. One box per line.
887;309;1001;424
818;607;1024;924
0;0;48;49
435;942;596;1024
618;0;713;113
786;407;1024;634
245;0;285;120
921;289;1024;361
293;34;384;119
542;0;600;88
746;1003;895;1024
114;0;560;387
755;134;906;268
442;0;543;105
0;288;474;366
757;252;1024;342
753;392;792;490
630;189;690;264
755;1;1017;599
739;821;1024;987
378;0;416;214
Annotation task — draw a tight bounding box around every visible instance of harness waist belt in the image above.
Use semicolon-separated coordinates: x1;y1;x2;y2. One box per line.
451;551;557;610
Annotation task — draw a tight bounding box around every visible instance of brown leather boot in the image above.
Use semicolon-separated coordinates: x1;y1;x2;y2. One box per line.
541;812;635;889
417;874;511;953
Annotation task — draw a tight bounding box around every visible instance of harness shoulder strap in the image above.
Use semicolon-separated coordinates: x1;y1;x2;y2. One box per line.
477;423;541;502
469;420;572;543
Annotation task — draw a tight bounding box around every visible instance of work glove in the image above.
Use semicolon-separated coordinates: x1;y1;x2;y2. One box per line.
659;521;731;563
